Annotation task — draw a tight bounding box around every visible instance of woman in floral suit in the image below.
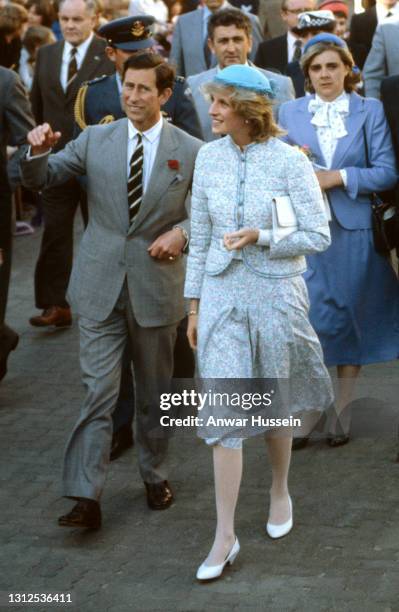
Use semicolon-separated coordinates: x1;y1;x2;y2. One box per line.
184;64;333;581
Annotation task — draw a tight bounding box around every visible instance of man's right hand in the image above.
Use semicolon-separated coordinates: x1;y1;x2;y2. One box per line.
27;123;61;156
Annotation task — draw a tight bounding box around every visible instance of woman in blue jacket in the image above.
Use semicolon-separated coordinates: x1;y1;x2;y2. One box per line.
278;34;399;447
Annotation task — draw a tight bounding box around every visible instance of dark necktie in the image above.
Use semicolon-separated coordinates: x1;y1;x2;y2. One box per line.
386;11;393;17
293;39;302;62
204;14;212;69
128;133;143;225
204;39;212;69
66;47;78;92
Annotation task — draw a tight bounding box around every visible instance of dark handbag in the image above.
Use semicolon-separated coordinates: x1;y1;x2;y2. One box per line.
363;125;399;255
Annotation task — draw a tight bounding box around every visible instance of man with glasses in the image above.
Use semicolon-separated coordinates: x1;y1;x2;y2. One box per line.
254;0;316;74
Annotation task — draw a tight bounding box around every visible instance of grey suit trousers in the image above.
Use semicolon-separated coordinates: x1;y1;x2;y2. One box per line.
62;283;177;501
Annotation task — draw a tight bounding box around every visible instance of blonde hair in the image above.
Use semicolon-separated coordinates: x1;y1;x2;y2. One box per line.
202;82;284;142
301;41;361;93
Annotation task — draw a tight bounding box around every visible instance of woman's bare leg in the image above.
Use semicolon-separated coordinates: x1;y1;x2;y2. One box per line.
265;428;292;524
204;444;242;566
328;365;361;435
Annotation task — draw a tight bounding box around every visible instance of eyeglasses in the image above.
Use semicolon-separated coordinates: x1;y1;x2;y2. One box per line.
284;7;315;14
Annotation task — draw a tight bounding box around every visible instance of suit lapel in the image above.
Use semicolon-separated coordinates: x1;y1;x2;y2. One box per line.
128;120;179;234
283;34;288;68
66;37;104;104
194;11;207;70
295;96;326;167
369;6;377;36
53;41;65;99
331;93;366;168
194;68;216;138
108;119;130;229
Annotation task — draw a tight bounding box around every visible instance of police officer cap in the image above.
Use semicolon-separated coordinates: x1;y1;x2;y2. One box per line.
293;10;335;34
98;15;155;51
213;65;276;98
303;32;348;55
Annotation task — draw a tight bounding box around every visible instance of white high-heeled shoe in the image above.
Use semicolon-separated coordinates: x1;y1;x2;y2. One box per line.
196;537;240;581
266;495;293;539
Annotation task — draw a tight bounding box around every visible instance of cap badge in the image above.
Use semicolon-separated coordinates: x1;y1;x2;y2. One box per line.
131;21;145;38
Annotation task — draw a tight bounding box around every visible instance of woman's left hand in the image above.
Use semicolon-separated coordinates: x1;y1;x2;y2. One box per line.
223;228;259;251
315;170;343;190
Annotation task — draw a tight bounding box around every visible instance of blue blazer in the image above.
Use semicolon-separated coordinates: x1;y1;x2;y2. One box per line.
278;92;398;230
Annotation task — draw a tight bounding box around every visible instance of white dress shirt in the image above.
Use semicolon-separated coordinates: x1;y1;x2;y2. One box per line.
19;47;34;91
376;1;399;22
308;91;349;185
129;0;168;25
287;31;302;63
60;32;94;92
127;116;163;193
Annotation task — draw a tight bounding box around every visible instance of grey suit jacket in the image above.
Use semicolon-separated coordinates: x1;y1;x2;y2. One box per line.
187;63;295;141
21;119;203;325
363;16;399;99
169;6;263;77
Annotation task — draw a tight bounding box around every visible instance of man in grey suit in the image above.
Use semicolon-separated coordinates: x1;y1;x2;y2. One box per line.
187;9;295;141
0;67;35;381
169;0;263;77
22;53;202;528
363;14;399;98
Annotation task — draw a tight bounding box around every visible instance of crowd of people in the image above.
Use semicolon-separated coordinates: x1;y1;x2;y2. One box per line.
1;0;399;581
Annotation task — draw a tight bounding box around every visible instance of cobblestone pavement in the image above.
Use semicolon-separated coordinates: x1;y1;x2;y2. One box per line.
1;227;399;612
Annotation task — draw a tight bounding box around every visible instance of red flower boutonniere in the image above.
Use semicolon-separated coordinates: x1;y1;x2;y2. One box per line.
294;145;316;164
168;159;179;170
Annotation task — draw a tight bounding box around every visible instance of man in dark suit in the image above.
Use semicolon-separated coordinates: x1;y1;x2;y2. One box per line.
381;75;399;455
254;0;316;74
349;0;399;69
0;67;35;381
29;0;114;328
381;74;399;166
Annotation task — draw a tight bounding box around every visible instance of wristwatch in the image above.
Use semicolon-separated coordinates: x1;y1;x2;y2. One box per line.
173;225;189;251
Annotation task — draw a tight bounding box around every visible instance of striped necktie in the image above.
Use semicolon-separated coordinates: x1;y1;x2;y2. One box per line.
66;47;78;92
293;39;302;62
128;133;143;225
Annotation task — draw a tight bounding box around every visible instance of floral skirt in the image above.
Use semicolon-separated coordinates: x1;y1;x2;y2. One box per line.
196;261;333;446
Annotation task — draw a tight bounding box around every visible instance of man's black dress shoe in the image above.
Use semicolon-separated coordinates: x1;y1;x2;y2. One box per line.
292;436;310;450
0;327;19;382
327;434;350;448
110;425;134;461
144;481;174;510
58;499;101;529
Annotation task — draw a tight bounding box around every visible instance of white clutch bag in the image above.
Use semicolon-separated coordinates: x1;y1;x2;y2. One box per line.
271;196;298;243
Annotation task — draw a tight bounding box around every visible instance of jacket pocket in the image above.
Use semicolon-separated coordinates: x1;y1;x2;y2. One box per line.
204;246;231;275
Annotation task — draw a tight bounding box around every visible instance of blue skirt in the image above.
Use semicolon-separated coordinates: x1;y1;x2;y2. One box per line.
304;216;399;367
